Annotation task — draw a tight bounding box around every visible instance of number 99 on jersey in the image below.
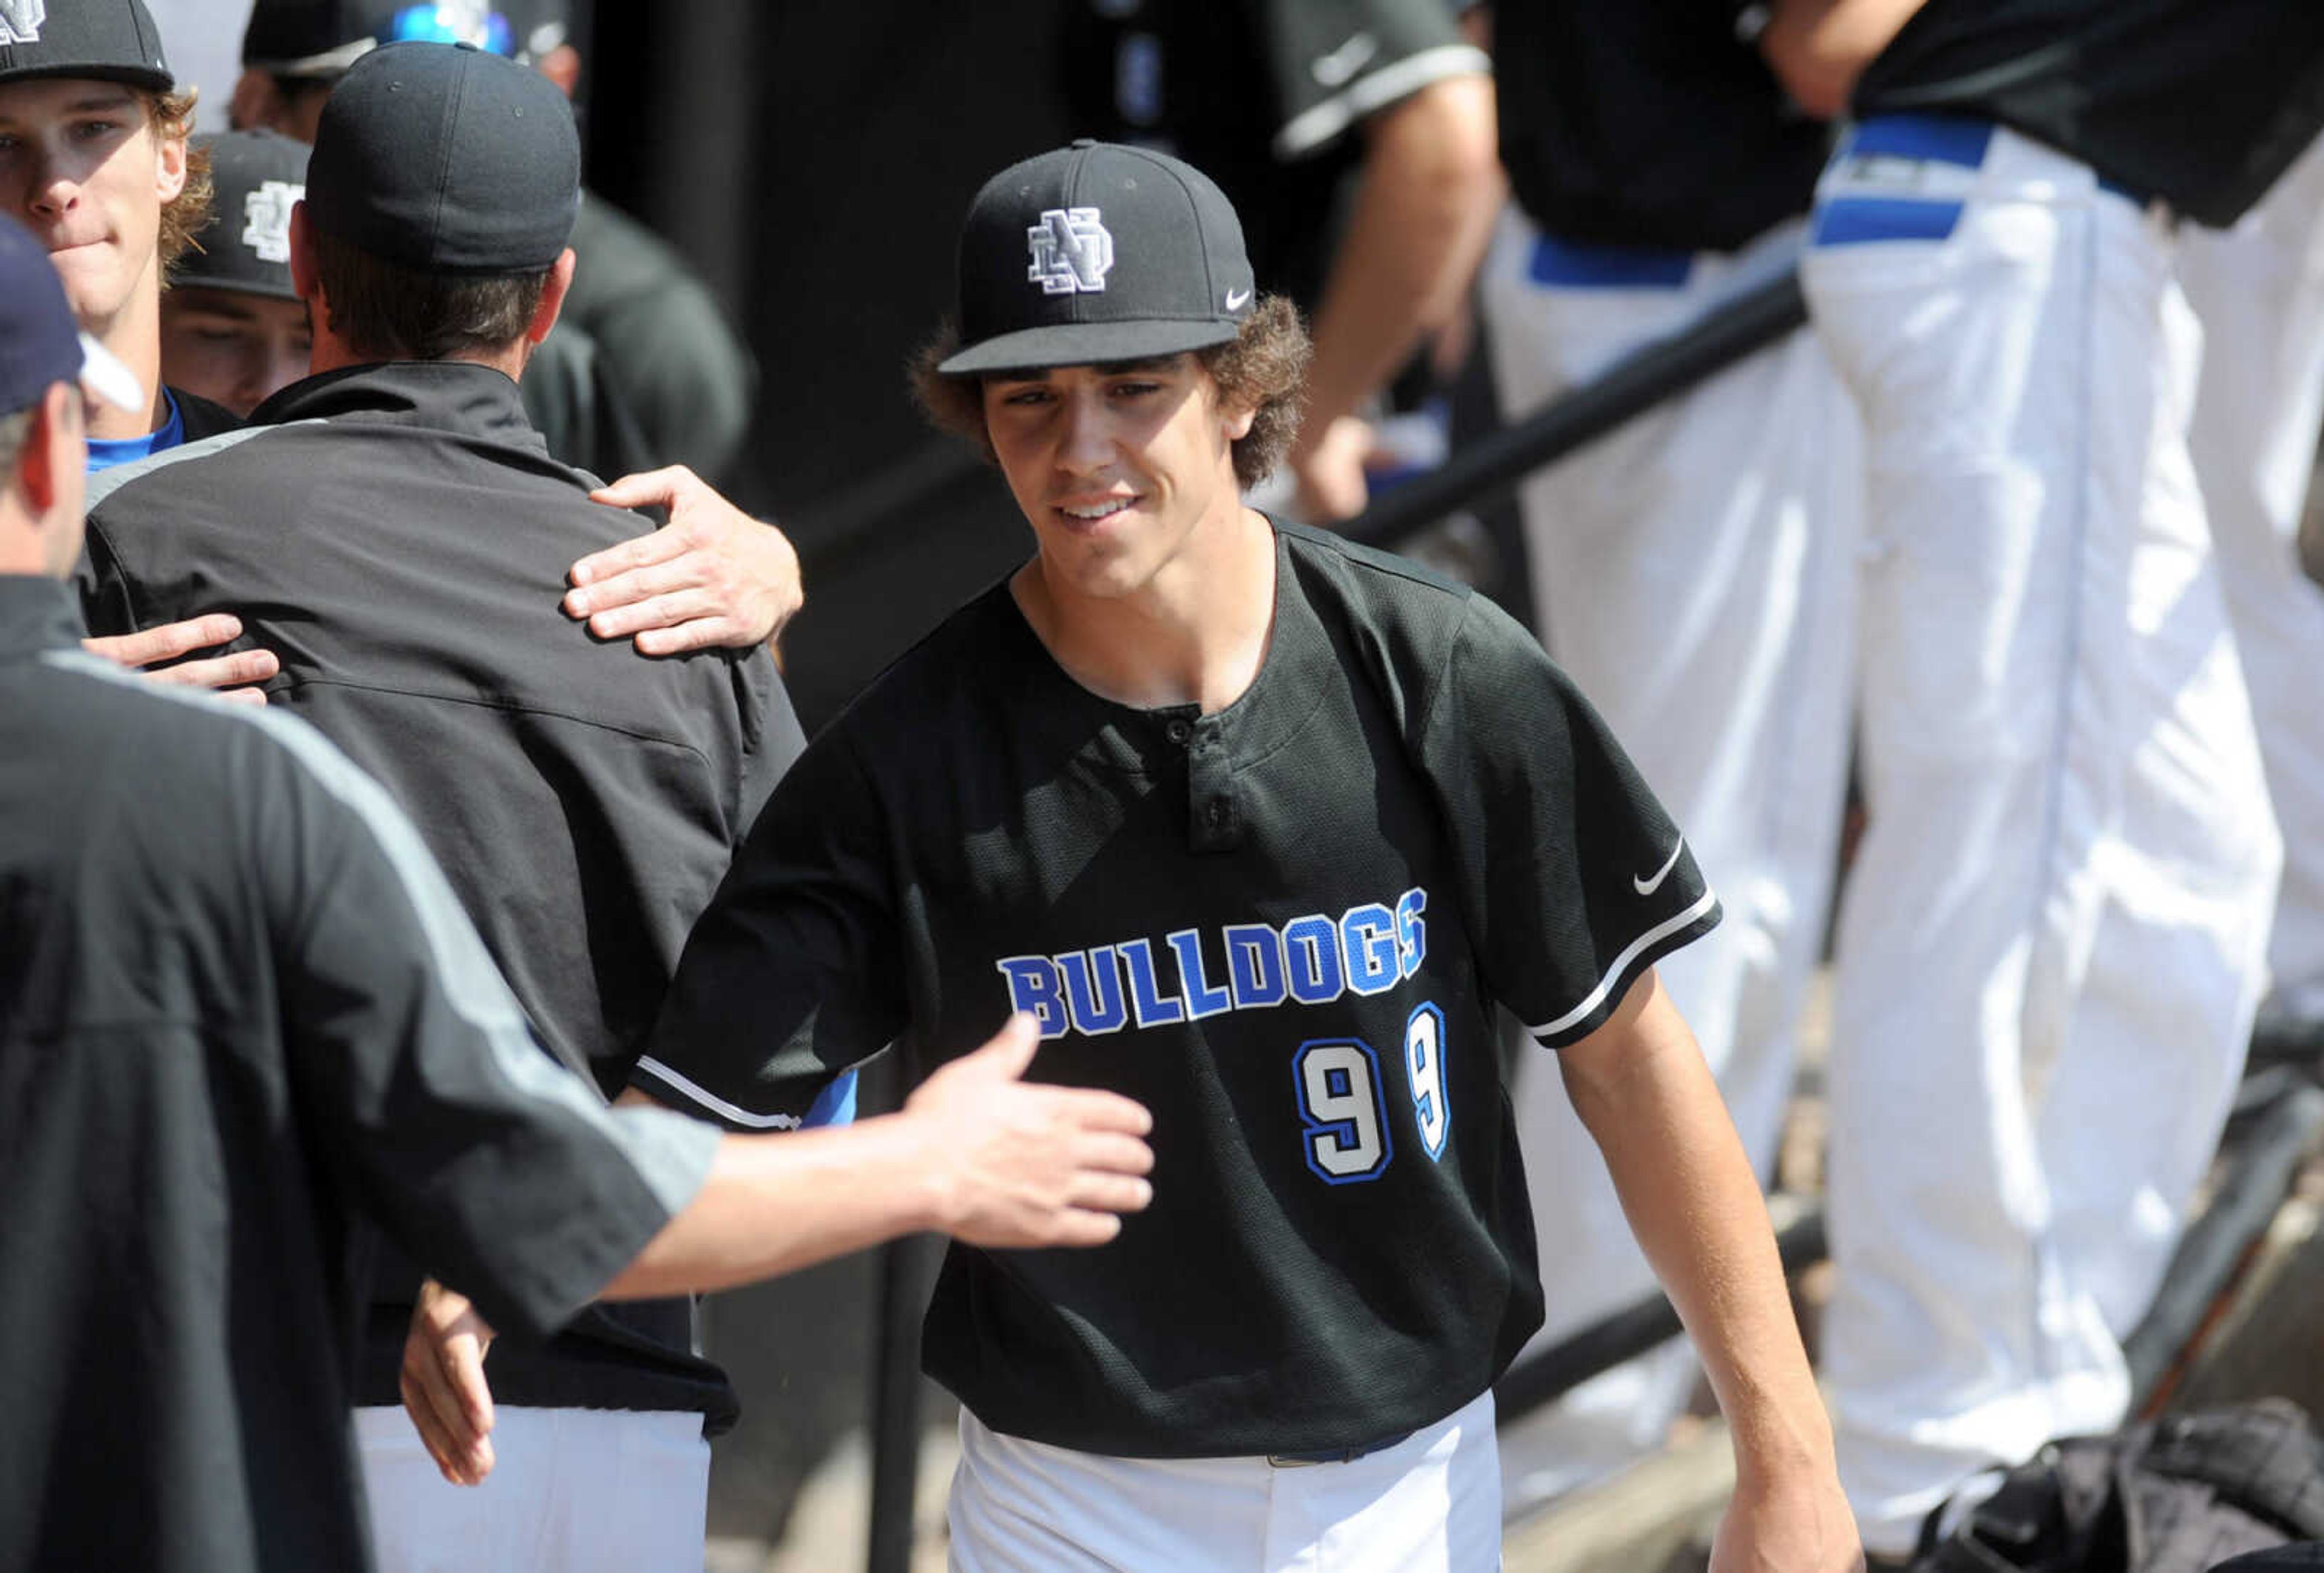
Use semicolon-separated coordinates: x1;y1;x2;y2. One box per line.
1293;1002;1450;1184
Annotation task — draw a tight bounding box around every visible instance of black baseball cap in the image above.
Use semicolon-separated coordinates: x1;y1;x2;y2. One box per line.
0;212;142;418
304;41;577;274
242;0;515;78
937;140;1256;377
174;131;307;299
0;0;172;92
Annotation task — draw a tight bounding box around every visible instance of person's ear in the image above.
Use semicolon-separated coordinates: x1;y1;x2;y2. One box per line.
538;45;582;99
286;202;322;304
19;381;77;513
527;248;579;347
153;124;188;204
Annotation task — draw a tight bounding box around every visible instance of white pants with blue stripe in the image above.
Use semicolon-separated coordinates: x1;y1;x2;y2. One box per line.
1477;208;1863;1508
2181;133;2324;1020
1804;117;2282;1553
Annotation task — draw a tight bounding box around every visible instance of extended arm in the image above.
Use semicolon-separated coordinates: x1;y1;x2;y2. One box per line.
401;1016;1153;1483
1559;969;1860;1572
1758;0;1930;120
1287;71;1502;522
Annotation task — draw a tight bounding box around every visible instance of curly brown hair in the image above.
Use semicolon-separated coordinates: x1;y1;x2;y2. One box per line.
149;87;212;278
908;294;1312;491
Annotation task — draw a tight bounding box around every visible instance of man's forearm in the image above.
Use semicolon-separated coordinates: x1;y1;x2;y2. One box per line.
1760;0;1931;120
1559;973;1837;1487
600;1113;946;1299
1294;73;1501;453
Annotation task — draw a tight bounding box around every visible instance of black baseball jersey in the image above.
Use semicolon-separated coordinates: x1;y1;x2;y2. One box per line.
1494;0;1830;252
1854;0;2324;227
1060;0;1489;309
0;577;717;1573
634;522;1719;1457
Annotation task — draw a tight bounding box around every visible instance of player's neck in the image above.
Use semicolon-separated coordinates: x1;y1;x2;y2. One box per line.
1016;505;1277;713
85;291;168;442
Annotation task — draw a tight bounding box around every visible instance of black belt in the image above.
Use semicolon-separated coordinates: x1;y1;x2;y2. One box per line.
1267;1428;1414;1468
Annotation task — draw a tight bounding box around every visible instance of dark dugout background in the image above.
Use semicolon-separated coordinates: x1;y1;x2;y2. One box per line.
584;0;1074;1542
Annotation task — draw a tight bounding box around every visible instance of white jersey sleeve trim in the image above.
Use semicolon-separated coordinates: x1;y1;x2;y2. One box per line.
1525;886;1721;1041
1274;44;1491;160
632;1054;806;1131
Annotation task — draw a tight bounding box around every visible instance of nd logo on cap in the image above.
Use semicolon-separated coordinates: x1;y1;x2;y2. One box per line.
1027;207;1114;295
0;0;45;47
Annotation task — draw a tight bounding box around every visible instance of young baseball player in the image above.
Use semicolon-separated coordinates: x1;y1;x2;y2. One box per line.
158;129;310;418
412;140;1861;1571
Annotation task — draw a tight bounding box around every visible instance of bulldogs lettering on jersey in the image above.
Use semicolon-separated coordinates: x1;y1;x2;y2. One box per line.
997;887;1428;1038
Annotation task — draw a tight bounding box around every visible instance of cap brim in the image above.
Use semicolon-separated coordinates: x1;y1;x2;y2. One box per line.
0;60;172;91
77;333;145;413
246;38;375;78
936;316;1241;377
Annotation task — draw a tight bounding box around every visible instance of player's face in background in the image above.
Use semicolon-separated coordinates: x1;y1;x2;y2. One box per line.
0;81;185;336
160;288;313;416
982;353;1256;603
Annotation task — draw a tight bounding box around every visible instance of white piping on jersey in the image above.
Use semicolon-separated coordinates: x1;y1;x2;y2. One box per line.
1273;44;1491;160
631;1054;806;1130
1526;886;1720;1041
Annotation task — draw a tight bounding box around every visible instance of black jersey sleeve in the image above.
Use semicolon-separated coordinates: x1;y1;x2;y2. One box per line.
245;706;718;1343
1419;594;1721;1048
629;729;906;1129
1258;0;1489;159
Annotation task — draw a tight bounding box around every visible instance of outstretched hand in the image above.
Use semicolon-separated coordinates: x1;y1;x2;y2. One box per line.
565;466;803;654
82;612;280;704
906;1014;1157;1249
399;1278;499;1487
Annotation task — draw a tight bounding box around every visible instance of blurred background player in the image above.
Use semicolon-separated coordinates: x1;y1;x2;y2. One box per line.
1475;0;1861;1512
231;0;756;483
1059;0;1498;524
1763;0;2323;1554
2178;136;2324;1074
159;127;309;415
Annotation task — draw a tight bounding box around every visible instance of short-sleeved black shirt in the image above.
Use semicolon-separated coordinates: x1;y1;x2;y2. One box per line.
1494;0;1830;251
634;523;1718;1457
1854;0;2324;227
1060;0;1490;309
0;576;718;1573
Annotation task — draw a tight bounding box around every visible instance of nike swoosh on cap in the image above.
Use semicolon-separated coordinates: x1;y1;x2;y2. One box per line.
1224;286;1252;310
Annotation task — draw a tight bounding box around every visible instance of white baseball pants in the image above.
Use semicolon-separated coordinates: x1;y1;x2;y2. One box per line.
947;1391;1500;1572
2180;133;2324;1017
1803;117;2281;1554
1476;206;1862;1506
354;1404;710;1573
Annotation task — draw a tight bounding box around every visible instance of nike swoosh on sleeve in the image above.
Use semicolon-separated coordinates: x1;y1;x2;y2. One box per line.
1634;837;1686;896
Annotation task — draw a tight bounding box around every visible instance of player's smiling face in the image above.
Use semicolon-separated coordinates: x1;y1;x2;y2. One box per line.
982;353;1256;603
0;79;185;336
